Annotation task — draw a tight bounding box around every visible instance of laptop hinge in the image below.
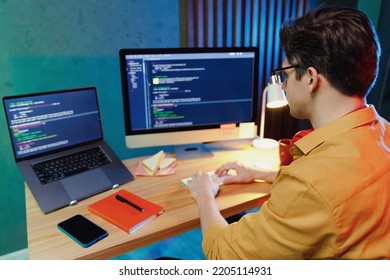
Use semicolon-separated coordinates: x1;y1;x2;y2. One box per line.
69;200;78;206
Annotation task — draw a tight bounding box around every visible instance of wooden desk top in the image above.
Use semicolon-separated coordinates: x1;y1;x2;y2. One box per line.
25;145;278;259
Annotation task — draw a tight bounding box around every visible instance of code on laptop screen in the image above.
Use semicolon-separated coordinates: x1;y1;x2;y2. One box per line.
3;87;103;160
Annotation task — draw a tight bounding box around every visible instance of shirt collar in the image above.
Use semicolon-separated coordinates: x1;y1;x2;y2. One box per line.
293;105;378;155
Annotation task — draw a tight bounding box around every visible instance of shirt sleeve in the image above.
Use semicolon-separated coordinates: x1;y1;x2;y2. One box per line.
202;170;339;259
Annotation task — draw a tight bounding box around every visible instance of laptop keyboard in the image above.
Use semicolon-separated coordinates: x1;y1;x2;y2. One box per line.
32;147;111;185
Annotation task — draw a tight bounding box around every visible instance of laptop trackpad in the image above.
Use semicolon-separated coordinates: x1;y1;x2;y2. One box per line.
62;169;111;200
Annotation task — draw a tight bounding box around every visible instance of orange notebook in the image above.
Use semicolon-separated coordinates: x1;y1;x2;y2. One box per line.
88;189;164;234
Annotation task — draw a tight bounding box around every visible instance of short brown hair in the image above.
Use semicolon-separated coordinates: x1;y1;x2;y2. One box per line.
280;6;381;98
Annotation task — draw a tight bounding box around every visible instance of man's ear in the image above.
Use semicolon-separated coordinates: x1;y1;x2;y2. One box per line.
307;67;320;93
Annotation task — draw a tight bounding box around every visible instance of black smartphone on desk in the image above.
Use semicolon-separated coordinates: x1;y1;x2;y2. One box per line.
57;214;108;248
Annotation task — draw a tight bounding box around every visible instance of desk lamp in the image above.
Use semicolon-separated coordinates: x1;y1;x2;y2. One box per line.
252;75;288;150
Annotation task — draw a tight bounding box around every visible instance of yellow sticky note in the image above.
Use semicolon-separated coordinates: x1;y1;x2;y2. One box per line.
239;122;255;138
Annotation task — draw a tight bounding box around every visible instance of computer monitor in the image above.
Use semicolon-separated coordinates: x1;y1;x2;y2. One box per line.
119;47;259;159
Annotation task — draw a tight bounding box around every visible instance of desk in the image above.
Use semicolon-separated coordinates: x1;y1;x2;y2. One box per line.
25;145;278;259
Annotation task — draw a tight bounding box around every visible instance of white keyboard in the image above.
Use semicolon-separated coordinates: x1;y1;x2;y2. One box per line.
180;171;233;188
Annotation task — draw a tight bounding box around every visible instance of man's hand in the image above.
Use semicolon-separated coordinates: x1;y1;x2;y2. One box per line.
188;171;219;201
215;160;278;184
188;171;227;236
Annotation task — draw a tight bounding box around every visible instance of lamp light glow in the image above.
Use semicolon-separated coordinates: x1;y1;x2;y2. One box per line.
252;80;288;150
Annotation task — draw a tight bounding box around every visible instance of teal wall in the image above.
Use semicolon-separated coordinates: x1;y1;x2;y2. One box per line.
0;0;179;256
357;0;382;26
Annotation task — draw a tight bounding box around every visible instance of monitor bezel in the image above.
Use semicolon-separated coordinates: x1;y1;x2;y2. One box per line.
119;47;259;148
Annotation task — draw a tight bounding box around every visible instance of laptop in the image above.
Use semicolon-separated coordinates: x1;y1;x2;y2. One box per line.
2;87;134;214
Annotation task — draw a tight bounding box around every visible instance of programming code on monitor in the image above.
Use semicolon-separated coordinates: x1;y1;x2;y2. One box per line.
123;51;257;132
3;88;102;160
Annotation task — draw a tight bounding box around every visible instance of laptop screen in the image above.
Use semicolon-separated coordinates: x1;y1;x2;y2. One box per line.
3;87;103;161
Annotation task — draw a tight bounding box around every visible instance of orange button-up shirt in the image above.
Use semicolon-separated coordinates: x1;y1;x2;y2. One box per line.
203;106;390;259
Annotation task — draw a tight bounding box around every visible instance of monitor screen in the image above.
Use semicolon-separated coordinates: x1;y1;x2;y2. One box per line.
119;47;259;154
3;87;103;161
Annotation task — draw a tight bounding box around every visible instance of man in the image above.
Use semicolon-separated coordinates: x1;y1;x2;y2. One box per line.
189;6;390;259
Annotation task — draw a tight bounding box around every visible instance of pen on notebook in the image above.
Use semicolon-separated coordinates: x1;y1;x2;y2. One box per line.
115;194;144;212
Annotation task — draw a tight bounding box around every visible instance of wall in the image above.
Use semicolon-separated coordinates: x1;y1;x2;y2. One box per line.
367;0;390;121
0;0;179;256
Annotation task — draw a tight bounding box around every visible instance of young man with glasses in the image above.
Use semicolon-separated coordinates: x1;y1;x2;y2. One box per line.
189;6;390;259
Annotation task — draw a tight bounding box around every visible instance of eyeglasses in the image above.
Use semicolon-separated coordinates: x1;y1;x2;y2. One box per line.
271;65;299;85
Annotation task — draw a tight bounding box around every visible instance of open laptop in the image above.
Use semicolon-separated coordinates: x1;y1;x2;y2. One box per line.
2;87;134;214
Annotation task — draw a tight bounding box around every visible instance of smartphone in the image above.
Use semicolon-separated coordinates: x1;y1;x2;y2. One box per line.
57;214;108;248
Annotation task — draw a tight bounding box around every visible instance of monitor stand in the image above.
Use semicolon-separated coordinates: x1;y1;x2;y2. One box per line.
174;143;214;160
